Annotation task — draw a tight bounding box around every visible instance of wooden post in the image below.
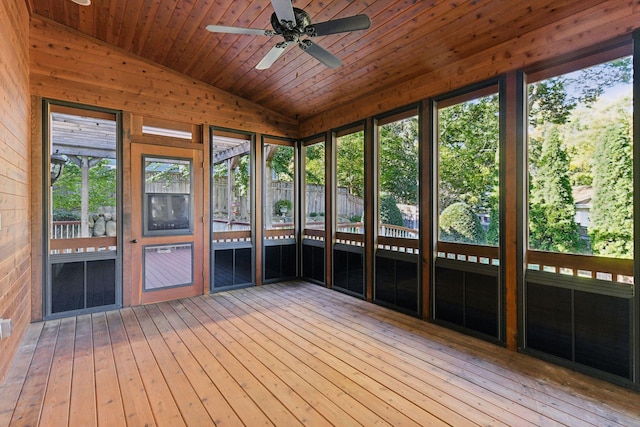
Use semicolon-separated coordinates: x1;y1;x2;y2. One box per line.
254;134;263;286
81;156;90;237
503;70;525;351
420;99;434;320
226;158;233;226
325;130;334;289
364;117;376;302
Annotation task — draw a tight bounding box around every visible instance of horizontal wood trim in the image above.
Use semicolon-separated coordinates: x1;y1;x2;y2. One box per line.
335;231;365;243
212;230;251;240
437;241;500;259
49;237;117;251
49;104;116;121
264;228;295;238
303;228;325;237
378;236;419;250
527;250;634;277
130;134;204;150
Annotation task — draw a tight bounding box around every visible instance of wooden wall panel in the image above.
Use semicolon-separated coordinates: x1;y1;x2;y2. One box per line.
29;17;298;138
299;1;640;136
0;0;31;385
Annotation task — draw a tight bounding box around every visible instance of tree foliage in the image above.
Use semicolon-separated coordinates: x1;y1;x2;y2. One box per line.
305;142;325;185
528;127;585;253
439;202;486;244
52;158;116;217
379;118;419;205
379;194;404;227
337;131;365;198
270;145;294;182
589;121;633;258
528;57;632;127
438;94;499;213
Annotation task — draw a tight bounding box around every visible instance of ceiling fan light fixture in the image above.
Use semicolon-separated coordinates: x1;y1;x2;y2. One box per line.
71;0;91;6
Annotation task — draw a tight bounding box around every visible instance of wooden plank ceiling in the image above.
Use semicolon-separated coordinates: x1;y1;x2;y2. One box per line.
29;0;607;121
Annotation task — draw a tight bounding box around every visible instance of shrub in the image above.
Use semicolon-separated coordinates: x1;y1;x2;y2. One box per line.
52;209;80;221
379;194;404;227
275;199;293;213
439;202;486;244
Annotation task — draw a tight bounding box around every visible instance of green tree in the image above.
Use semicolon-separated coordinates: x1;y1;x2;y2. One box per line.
438;94;499;212
528;127;585;253
439;202;486;244
52;158;116;217
305;142;325;185
379;194;404;227
270;145;294;182
337;131;364;198
379;118;419;205
528;57;631;127
588;122;633;258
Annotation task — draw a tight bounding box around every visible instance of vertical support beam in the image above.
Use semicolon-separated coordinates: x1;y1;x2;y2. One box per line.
201;125;211;295
121;112;132;308
80;156;90;237
31;96;44;321
325;130;334;288
420;99;435;320
632;30;640;384
254;133;263;286
226;158;233;226
364;117;376;301
294;140;301;277
504;70;526;351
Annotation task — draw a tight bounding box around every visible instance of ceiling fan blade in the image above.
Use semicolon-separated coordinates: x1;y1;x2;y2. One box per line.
270;0;296;25
256;42;291;70
310;14;371;36
206;24;273;36
299;40;341;69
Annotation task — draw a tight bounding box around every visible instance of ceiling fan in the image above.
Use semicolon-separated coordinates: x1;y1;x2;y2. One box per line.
206;0;371;70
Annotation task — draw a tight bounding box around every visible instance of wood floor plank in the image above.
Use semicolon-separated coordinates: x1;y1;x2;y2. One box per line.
283;282;609;425
68;314;96;427
300;282;640;425
226;287;486;426
3;281;640;427
130;304;216;426
0;322;44;427
145;301;273;427
183;296;392;427
157;299;302;426
105;309;157;426
140;303;246;427
278;281;640;426
172;298;361;426
120;307;188;427
39;317;76;427
266;283;566;425
169;300;348;426
92;312;127;426
196;293;442;427
155;300;332;427
8;319;60;427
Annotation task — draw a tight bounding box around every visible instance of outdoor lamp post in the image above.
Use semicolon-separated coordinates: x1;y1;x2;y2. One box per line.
50;150;66;185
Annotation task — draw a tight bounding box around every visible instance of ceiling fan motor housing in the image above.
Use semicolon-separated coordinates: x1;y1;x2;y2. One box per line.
271;7;312;35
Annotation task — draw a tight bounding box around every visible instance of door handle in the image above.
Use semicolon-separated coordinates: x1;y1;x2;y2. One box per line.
131;239;138;243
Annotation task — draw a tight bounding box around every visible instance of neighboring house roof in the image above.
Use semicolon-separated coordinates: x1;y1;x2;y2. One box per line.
572;185;593;207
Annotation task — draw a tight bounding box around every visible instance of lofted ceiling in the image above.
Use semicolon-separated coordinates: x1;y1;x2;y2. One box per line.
28;0;608;121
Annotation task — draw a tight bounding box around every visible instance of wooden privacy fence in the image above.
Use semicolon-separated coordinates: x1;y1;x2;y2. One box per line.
212;179;364;218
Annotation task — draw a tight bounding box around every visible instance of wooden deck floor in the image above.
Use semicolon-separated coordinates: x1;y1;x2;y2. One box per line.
1;281;640;426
